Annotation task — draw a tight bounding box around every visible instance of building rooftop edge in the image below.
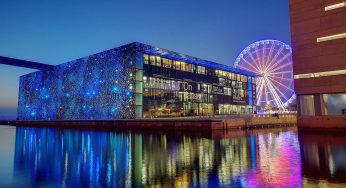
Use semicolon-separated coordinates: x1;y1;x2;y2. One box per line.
20;41;259;77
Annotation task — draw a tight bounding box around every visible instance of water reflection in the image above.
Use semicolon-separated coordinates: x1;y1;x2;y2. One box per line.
11;126;346;187
299;133;346;187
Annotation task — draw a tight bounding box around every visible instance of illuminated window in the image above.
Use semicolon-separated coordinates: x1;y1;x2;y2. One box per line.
143;54;149;64
189;64;195;72
156;56;161;67
181;62;188;71
224;87;232;96
162;58;171;68
149;56;155;66
241;75;247;82
208;85;212;94
219;78;226;86
173;61;181;70
197;66;206;74
236;74;241;81
201;84;211;93
227;72;232;80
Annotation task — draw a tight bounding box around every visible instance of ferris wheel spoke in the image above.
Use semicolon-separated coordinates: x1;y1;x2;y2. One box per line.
267;77;289;101
266;53;292;73
248;51;262;72
262;44;266;69
267;78;286;109
268;61;292;73
268;76;294;93
256;78;264;105
264;78;281;107
241;57;260;73
255;78;263;104
254;47;264;71
237;65;257;73
256;78;265;105
264;44;275;71
265;78;286;110
264;78;269;104
264;46;284;73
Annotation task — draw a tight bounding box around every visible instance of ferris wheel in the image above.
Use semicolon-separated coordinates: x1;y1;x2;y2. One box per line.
234;40;295;111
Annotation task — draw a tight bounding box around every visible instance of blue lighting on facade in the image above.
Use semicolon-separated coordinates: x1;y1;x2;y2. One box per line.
112;86;119;93
248;77;253;106
17;42;257;120
18;43;140;120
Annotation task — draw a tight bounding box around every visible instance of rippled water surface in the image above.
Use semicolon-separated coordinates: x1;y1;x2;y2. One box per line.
0;125;345;188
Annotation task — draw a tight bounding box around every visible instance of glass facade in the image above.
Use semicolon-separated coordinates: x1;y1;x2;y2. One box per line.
323;93;346;115
141;54;256;118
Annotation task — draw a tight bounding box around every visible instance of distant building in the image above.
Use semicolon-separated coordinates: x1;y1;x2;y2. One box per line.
18;42;257;120
289;1;346;126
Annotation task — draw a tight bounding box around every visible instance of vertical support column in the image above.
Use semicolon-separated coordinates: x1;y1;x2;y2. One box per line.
297;95;301;116
321;94;326;115
314;94;323;116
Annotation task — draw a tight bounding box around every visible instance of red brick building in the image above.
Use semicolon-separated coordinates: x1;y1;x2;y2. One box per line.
289;0;346;128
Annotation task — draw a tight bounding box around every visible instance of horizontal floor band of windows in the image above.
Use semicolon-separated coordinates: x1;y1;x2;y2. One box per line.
316;33;346;43
294;69;346;79
325;2;346;11
144;75;251;83
142;78;251;85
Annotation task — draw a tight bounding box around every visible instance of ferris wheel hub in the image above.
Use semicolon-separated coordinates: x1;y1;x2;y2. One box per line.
260;72;268;77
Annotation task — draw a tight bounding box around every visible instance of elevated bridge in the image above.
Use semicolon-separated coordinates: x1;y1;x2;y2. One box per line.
0;56;55;71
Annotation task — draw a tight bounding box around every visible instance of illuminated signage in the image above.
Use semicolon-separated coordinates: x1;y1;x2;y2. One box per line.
182;82;193;92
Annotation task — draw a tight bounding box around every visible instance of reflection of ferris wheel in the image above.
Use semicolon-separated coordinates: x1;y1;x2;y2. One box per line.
234;40;296;111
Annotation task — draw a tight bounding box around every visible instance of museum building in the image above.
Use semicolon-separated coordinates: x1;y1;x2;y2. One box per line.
18;42;257;120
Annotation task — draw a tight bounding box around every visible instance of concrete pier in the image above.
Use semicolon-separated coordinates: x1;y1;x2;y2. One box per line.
298;116;346;133
0;114;297;131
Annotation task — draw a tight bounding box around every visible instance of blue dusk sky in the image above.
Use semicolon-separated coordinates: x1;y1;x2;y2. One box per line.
0;0;291;117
